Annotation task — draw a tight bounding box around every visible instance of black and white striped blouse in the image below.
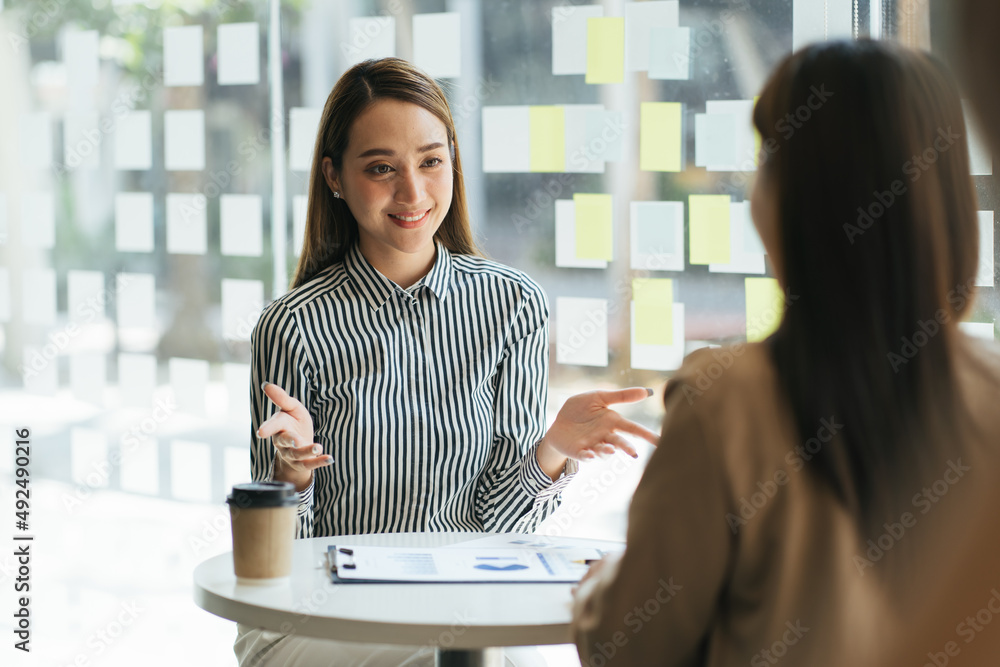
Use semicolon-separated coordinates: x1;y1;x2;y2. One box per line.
250;241;577;538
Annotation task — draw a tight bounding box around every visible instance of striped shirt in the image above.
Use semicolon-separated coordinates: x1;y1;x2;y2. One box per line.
250;241;577;538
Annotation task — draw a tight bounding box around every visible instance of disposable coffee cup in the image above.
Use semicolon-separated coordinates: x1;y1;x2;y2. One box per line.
227;482;298;585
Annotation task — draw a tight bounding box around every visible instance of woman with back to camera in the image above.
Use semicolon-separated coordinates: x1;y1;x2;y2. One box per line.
237;57;660;667
570;39;1000;665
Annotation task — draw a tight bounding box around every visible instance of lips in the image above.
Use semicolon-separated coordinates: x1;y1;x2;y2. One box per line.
388;209;430;228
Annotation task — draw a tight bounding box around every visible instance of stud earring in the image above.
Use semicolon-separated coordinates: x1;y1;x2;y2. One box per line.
333;191;341;199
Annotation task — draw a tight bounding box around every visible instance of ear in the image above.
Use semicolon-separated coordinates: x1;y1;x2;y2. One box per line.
321;157;342;194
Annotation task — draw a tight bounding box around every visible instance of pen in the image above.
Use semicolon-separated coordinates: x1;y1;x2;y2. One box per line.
571;559;600;565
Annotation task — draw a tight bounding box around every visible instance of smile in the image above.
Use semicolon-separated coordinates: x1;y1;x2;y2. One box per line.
388;210;430;227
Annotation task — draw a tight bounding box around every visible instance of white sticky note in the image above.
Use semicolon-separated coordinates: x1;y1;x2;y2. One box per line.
164;25;204;86
584;109;625;163
218;22;260;85
19;112;52;169
624;0;679;71
977;211;994;287
21;192;55;249
171;439;212;502
630;201;685;272
170;357;209;416
166;193;207;255
649;26;691;80
71;428;109;487
710;202;766;275
120;438;159;495
744;215;766;256
289;107;322;172
68;270;105;322
413;13;461;79
64;30;100;86
224;363;251;421
118;353;157;409
23;346;58;395
0;269;9;322
482;106;531;173
116;272;156;330
793;0;854;51
164;109;205;171
221;194;263;256
225;446;250;491
965;102;993;176
704;100;757;172
293;194;308;256
64;112;101;169
345;17;396;67
22;268;56;325
695;113;738;169
70;353;106;405
960;321;996;340
631;302;685;371
555;200;607;269
552;5;604;75
556;297;608;367
222;279;264;342
115;192;154;253
563;104;606;174
115;111;152;170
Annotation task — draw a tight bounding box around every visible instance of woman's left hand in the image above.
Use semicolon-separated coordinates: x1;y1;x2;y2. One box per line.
542;387;660;462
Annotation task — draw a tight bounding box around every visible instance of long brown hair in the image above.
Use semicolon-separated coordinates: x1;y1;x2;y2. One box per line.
752;41;979;536
291;58;482;289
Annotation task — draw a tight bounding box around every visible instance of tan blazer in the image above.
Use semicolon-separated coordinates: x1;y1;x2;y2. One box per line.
571;335;1000;666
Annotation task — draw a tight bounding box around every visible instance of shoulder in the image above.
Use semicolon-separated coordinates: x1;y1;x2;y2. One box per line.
450;254;548;309
255;265;347;331
665;342;777;409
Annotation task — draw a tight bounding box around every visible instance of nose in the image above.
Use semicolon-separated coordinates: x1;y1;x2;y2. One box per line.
394;166;425;206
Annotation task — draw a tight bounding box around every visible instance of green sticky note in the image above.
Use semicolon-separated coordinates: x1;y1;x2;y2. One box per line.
574;193;613;261
586;17;625;84
745;277;784;342
689;194;731;265
640;102;682;172
529;106;566;172
633;278;673;346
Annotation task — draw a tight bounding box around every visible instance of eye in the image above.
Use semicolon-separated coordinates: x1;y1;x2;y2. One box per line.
423;157;442;168
368;163;393;175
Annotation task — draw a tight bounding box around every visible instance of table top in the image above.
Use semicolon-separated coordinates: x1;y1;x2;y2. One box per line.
193;532;623;649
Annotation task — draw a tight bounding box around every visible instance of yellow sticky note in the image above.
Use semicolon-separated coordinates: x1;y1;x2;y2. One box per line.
586;17;625;84
745;277;784;342
529;106;566;172
640;102;682;172
689;194;731;264
633;278;673;346
574;193;613;261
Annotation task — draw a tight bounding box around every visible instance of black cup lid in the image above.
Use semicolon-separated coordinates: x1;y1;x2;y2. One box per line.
227;481;298;508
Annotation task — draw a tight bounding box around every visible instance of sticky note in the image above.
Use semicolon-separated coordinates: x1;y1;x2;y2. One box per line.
630;201;684;272
222;279;264;342
71;428;108;487
293;194;308;256
23;346;58;395
163;25;203;86
120;438;159;495
22;268;56;325
221;194;263;256
413;13;461;78
649;26;691;80
959;322;995;340
689;195;731;265
481;106;531;172
709;202;765;274
224;363;251;421
586;17;625;84
556;297;608;367
64;30;100;86
218;22;260;85
166;193;207;255
19;113;52;169
552;4;603;75
704;100;757;172
574;193;613;261
555;199;606;269
70;353;106;405
695;113;738;170
170;357;209;416
529;106;566;173
977;211;994;287
632;302;685;371
164;109;205;171
965;102;993;176
625;0;679;71
0;268;9;322
633;278;673;346
64;112;101;169
117;272;156;330
115;111;152;170
792;0;853;51
640;102;682;172
68;270;105;322
583;108;624;164
115;192;154;253
746;277;784;342
118;353;157;408
171;439;212;501
21;192;55;249
224;446;249;490
345;17;396;67
289;107;322;172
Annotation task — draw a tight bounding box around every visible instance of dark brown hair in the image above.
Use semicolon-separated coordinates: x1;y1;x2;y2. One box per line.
291;58;481;289
753;41;979;535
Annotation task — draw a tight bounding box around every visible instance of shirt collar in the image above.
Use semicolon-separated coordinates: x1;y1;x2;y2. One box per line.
344;241;453;310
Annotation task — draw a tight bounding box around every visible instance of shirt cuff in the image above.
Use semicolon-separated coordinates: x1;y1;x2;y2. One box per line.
295;477;315;516
519;440;558;496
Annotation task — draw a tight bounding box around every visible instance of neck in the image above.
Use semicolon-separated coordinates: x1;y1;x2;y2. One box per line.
359;241;437;289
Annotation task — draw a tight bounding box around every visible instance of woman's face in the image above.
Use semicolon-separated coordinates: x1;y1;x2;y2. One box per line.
750;160;783;283
324;99;453;268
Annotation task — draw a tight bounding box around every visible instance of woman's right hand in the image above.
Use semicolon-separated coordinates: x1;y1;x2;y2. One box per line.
256;381;333;491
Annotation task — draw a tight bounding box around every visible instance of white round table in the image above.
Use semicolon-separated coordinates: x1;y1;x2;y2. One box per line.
193;531;623;666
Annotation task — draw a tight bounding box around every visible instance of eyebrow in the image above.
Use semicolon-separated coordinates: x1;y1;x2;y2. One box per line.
356;142;445;159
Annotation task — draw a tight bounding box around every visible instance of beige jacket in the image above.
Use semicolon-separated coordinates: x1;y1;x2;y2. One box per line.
571;336;1000;666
